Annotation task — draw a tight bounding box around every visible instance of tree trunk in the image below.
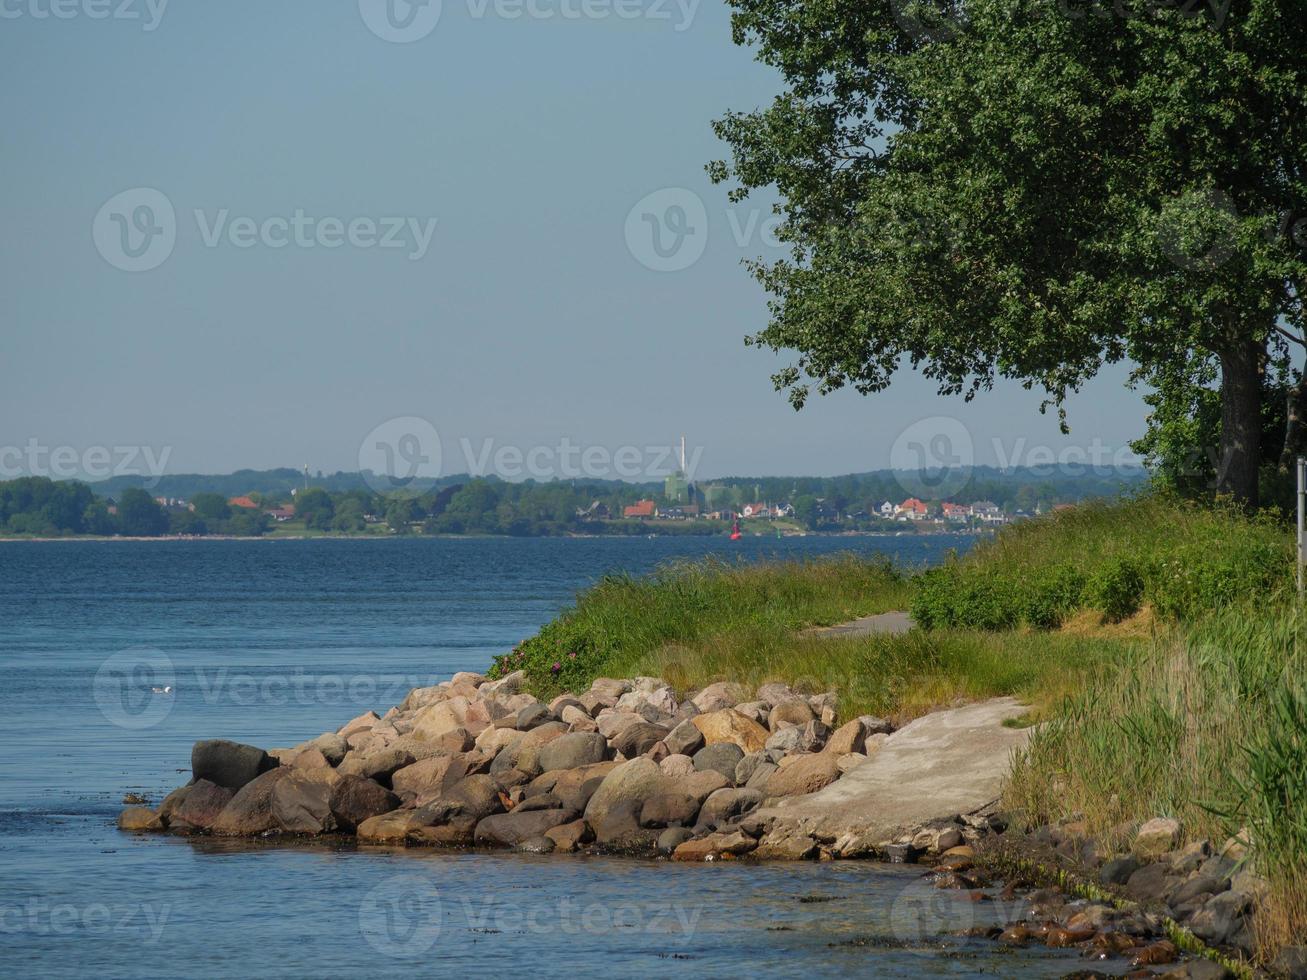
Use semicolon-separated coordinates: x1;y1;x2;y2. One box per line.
1216;338;1263;508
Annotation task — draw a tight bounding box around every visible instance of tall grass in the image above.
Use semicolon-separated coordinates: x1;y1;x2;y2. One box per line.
488;555;911;697
914;495;1292;629
1005;608;1307;956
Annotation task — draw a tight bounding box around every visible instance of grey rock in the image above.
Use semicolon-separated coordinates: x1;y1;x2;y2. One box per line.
516;793;564;812
1188;889;1250;946
270;772;336;834
538;732;610;773
191;740;277;792
173;779;234;831
696;788;762;830
1124;861;1173;904
664;719;705;757
657;827;694;855
639;793;700;829
1169;873;1228;909
328;776;399;832
734;751;769;786
446;774;504;820
744;761;778;790
692;743;744;783
1272;946;1307;980
474;808;577;847
516;703;552;730
1099;855;1140;886
612;722;670;758
592;798;652;848
857;715;894;736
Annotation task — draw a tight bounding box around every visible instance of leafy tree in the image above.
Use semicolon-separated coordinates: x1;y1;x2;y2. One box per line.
116;488;168;536
169;510;208;536
225;509;270;537
385;497;421;532
190;492;231;521
710;0;1306;507
83;498;117;536
294;487;334;530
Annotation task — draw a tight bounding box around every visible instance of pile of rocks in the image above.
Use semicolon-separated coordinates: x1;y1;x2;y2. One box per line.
983;816;1306;978
117;672;927;860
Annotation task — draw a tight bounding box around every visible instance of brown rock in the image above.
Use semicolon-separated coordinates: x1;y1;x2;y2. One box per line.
329;776;400;832
474;808;577;847
173;779;234;831
691;682;749;712
117;807;163;832
613;722;670;758
582;758;668;824
639;794;700;828
768;699;816;731
672;830;757;861
764;753;841;797
337;710;380;738
357;809;414;842
410;697;472;740
679;769;732;803
753;828;818;860
550;762;621;812
659;754;695;778
824;719;868;756
289;747;331;770
211;767;291;836
691;709;769;753
271;770;338;834
545;819;593;852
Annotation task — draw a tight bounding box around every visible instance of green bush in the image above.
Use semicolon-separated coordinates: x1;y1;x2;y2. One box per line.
1088;556;1145;622
1022;564;1086;629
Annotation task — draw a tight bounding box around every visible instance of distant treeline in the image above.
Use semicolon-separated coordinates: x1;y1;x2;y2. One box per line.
1;465;1148;538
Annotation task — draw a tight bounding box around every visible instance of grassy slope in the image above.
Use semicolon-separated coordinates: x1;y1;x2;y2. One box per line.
493;495;1303;959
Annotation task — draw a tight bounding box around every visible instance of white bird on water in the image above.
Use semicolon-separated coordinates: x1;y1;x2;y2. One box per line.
150;686;173;695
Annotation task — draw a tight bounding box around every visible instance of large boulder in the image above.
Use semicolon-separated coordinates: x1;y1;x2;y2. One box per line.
697;788;763;830
356;809;415;843
679;770;732;803
583;758;668;825
337;710;379;738
549;762;621;812
612;722;669;758
1134;817;1183;859
595;711;646;741
538;732;610;773
474;808;577;847
767;699;816;731
672;830;757;861
329;776;400;832
824;719;868;756
545;819;593;853
191;740;278;792
764;753;841;797
445;774;504;820
693;743;744;783
691;709;768;754
271;770;339;834
511;723;570;776
765;720;829;755
691;682;749;713
173;779;235;831
664;719;705;757
296;732;348;766
639;794;700;829
211;767;292;836
391;754;474;800
337;746;415;788
410;697;472;741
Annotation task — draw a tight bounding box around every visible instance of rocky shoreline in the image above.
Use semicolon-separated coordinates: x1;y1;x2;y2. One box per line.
117;671;1294;978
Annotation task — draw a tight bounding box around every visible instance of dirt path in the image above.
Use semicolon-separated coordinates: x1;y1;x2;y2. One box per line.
804;610;914;638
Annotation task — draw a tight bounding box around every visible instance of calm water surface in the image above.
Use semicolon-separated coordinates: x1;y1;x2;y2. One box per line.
0;536;1113;977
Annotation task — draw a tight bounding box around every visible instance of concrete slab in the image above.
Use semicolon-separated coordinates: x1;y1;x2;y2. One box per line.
804;610;913;638
757;697;1031;844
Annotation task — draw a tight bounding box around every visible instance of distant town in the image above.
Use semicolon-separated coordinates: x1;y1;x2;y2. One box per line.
0;464;1143;538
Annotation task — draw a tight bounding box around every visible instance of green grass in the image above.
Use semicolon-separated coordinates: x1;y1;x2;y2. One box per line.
913;494;1293;629
495;493;1303;963
487;554;911;698
1006;608;1307;957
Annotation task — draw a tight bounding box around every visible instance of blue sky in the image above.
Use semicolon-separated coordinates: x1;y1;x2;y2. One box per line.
1;0;1146;481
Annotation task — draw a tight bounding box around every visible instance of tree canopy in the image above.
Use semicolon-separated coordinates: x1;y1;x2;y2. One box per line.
710;0;1306;506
